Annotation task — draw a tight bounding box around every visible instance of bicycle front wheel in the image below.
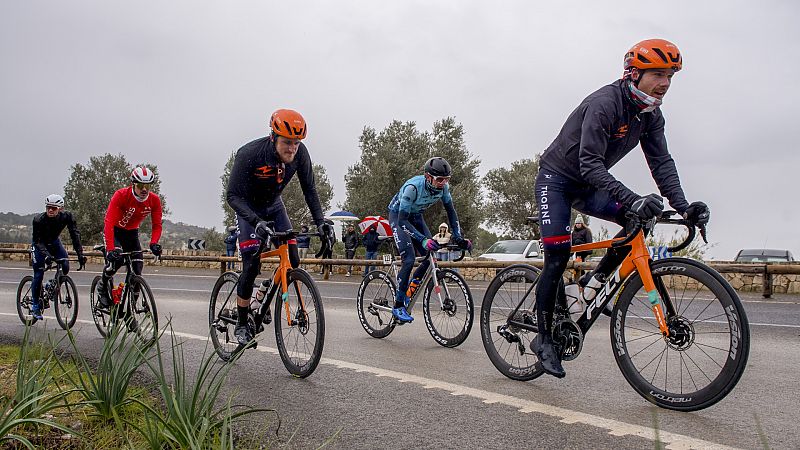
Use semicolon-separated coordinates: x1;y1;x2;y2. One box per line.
274;269;325;378
356;270;397;339
89;275;111;337
209;271;244;362
124;275;159;346
422;269;473;347
16;276;37;325
480;265;545;381
612;258;750;411
54;276;79;330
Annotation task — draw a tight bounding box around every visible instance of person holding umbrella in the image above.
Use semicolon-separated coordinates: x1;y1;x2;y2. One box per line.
387;157;473;324
362;224;381;276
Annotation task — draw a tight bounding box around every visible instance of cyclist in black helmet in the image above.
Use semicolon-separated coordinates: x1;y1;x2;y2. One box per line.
387;157;473;323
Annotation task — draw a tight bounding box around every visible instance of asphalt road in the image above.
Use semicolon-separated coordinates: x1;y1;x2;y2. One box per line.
1;261;798;449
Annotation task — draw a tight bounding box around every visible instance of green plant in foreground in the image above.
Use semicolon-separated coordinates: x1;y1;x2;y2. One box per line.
0;325;78;449
131;321;275;449
58;321;151;423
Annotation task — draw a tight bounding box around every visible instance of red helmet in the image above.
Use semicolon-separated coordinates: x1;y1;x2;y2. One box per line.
624;39;682;72
270;109;307;140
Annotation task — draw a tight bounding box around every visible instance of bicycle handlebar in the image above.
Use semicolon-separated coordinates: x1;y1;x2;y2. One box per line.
611;210;706;252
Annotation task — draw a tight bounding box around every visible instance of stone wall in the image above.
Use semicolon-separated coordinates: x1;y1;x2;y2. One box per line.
2;243;799;293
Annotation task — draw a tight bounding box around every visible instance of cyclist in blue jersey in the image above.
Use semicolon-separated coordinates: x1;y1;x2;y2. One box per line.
532;39;710;378
388;157;472;323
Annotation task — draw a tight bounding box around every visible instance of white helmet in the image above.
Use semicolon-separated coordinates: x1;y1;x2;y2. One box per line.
45;194;64;208
131;166;155;184
574;215;585;225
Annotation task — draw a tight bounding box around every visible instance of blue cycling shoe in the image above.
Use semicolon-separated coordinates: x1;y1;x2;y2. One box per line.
392;306;414;323
30;304;43;321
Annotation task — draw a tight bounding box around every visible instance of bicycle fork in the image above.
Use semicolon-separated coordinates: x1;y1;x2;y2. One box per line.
632;256;670;337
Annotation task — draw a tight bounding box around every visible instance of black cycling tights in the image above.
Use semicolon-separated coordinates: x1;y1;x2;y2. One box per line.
535;247;571;335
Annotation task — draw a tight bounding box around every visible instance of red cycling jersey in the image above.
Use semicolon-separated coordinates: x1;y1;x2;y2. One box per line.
104;187;163;250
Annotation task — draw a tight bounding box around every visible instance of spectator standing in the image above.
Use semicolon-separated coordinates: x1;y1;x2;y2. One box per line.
432;222;452;261
571;215;593;262
343;224;360;277
224;225;238;270
362;224;381;276
297;225;311;263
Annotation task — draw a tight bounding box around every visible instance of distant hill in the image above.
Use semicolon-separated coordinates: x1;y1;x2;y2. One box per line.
0;212;223;251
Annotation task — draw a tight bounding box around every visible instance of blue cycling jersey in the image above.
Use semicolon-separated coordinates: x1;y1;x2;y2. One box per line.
388;175;453;215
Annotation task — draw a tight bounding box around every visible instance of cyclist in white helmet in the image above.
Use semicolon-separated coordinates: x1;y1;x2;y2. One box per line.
30;194;87;320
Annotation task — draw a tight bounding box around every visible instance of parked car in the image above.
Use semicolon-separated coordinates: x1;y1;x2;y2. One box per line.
734;249;795;263
479;239;542;261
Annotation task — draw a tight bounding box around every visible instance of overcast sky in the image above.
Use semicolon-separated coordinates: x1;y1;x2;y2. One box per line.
1;0;797;259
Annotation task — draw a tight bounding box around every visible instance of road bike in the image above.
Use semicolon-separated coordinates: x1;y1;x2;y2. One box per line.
480;212;750;411
356;241;473;347
16;257;80;329
89;246;159;346
209;225;326;378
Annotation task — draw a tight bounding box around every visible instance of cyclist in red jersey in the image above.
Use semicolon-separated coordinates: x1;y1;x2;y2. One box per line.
97;166;164;313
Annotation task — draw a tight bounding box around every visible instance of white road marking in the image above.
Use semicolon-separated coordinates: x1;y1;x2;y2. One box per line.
0;312;735;450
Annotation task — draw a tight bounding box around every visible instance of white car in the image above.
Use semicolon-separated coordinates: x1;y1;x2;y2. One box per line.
478;239;542;261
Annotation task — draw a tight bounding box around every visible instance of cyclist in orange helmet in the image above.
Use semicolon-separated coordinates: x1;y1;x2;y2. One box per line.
226;108;332;345
532;39;709;378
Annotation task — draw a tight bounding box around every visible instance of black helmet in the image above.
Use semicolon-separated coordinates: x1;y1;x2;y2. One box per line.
424;157;452;177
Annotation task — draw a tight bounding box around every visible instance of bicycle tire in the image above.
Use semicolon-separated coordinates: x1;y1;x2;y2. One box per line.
89;275;111;338
16;275;37;325
611;257;750;411
274;269;325;378
422;268;473;347
54;275;79;330
480;264;545;381
209;271;245;362
356;270;397;339
124;275;159;346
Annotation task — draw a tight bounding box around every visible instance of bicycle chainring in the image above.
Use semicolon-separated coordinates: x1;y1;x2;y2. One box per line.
553;319;584;361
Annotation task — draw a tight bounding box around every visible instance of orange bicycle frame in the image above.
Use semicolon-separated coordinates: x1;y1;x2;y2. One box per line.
260;242;304;326
571;231;669;336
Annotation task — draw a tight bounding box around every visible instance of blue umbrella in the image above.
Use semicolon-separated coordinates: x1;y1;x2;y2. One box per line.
325;210;359;221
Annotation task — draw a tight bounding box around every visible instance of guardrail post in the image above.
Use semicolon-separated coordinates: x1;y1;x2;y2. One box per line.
220;261;226;276
762;266;773;299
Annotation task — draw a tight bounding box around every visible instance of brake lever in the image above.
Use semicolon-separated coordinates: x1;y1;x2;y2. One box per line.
698;224;708;244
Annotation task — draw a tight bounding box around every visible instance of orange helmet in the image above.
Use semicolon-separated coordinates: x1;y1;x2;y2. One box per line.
270;109;307;140
624;39;682;72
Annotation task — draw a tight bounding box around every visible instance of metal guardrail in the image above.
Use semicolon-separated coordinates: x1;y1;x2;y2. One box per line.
1;247;797;298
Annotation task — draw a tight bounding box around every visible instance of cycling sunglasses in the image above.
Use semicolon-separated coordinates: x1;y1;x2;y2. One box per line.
45;205;59;211
134;182;152;190
431;175;451;184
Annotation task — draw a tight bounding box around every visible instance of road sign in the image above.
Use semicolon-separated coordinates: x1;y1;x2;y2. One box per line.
648;246;672;260
187;239;206;250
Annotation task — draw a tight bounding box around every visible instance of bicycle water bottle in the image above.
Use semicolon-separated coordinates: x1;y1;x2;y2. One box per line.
112;282;125;305
252;279;270;310
565;284;585;322
581;273;606;302
406;278;421;298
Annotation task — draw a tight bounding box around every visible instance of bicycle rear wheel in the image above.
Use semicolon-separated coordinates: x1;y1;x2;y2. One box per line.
209;272;245;361
480;265;545;381
124;275;159;346
422;269;473;347
356;270;397;338
16;275;37;325
54;275;79;330
612;258;750;411
89;275;112;337
274;269;325;378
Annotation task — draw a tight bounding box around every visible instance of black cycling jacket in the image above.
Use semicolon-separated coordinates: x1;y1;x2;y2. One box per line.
539;79;689;213
32;211;84;256
226;137;325;228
